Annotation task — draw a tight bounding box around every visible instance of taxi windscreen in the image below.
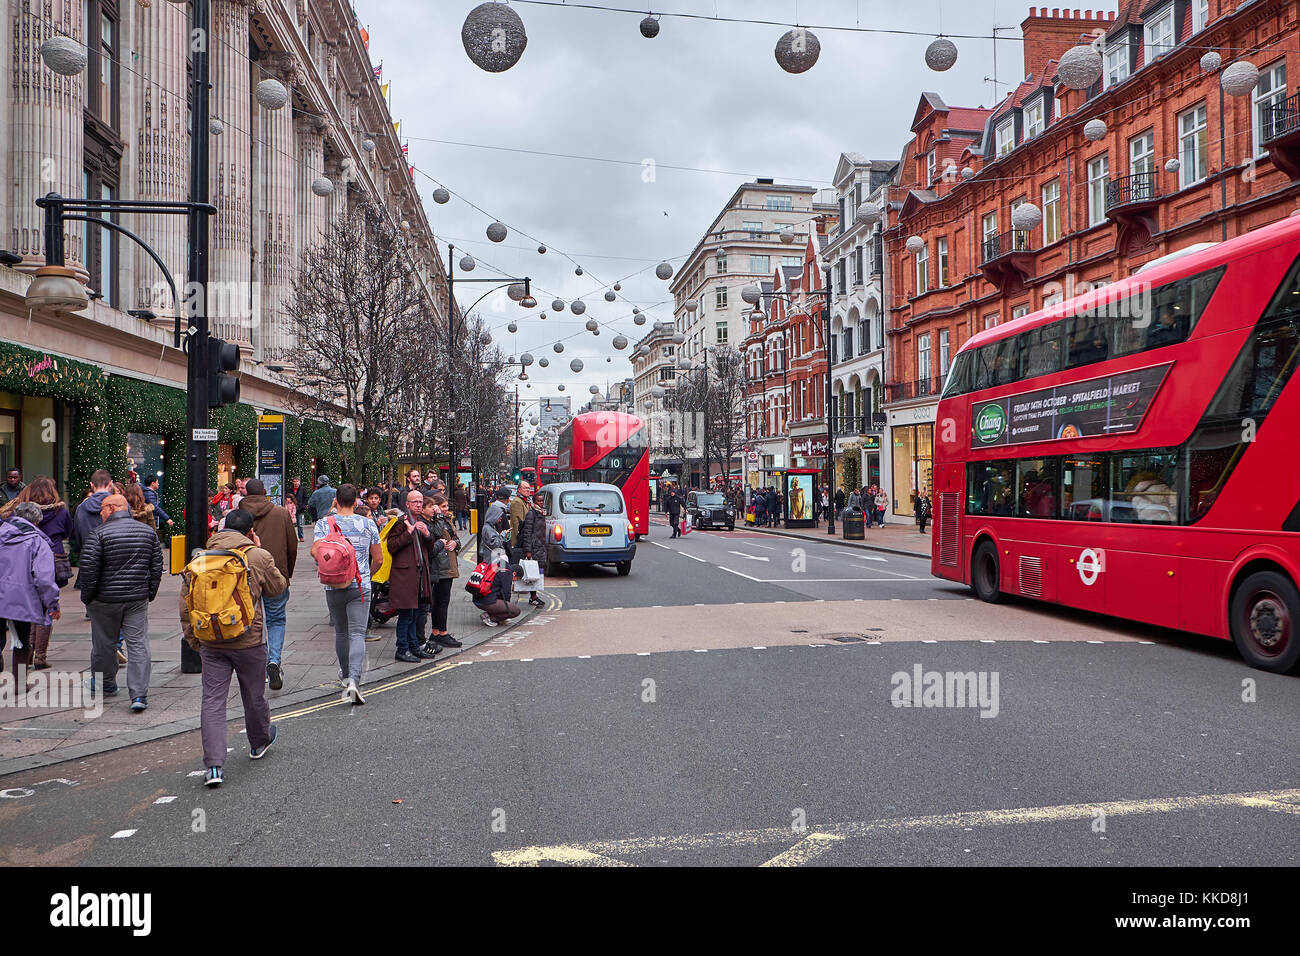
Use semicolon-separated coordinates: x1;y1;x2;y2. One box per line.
559;490;624;514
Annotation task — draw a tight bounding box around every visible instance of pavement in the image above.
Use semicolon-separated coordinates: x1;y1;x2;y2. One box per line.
0;532;540;776
747;516;934;558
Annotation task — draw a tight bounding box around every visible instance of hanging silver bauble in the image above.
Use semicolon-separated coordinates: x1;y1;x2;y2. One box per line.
507;321;518;333
1057;44;1103;90
538;245;546;254
570;299;586;315
557;384;565;391
362;139;376;153
311;176;334;197
652;321;666;332
574;266;583;276
633;307;641;314
529;415;539;425
585;318;599;331
961;167;974;180
39;35;87;76
209;117;226;136
612;335;628;350
461;1;528;73
432;187;450;204
683;301;697;313
538;357;550;367
1083;118;1108;141
459;255;476;272
779;227;795;243
507;282;526;301
539;312;547;320
400;220;410;232
589;385;601;395
553;342;564;353
570;358;584;373
1200;51;1222;73
480;331;492;346
671;332;685;344
640;15;660;38
592;329;600;336
634;313;647;325
613;282;621;291
655;261;674;280
1165;158;1181;172
740;284;762;304
521;352;534;366
679;358;694;370
905;235;925;254
255;78;290;110
856;202;881;225
1220;60;1260;96
552;299;565;312
651;385;666;398
774;28;821;74
508;354;517;364
925;37;958;72
604;290;616;302
486;221;507;242
1011;203;1042;231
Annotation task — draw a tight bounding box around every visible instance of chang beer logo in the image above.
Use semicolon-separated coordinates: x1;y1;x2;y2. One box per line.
974;403;1007;444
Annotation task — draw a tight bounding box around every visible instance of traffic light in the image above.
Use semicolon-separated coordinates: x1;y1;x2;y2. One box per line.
512;469;522;483
207;336;240;407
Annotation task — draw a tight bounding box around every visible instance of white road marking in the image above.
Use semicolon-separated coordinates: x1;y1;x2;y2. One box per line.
636;652;651;656
681;552;707;562
693;649;708;653
578;655;591;659
727;551;770;562
752;646;767;650
153;796;177;804
520;658;534;662
111;829;137;839
841;551;887;562
746;542;777;550
1033;640;1050;643
187;770;205;777
1087;640;1105;644
922;639;938;643
979;639;996;643
651;541;671;550
719;566;763;582
759;577;929;583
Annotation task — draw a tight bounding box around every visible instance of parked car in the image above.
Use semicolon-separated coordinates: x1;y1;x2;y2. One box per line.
686;490;736;531
541;481;636;575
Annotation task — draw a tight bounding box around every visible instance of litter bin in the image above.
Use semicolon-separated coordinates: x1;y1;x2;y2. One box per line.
842;506;865;540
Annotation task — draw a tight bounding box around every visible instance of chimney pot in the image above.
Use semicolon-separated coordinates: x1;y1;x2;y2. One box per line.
1052;8;1060;16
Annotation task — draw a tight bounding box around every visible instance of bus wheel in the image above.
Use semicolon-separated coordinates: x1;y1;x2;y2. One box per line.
972;541;1002;604
1230;571;1300;673
616;561;632;576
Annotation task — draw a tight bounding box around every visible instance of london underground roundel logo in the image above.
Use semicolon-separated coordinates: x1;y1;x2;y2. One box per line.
974;403;1006;444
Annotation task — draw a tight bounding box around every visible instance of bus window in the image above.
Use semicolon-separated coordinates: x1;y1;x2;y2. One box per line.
1065;315;1110;369
1062;457;1105;520
941;349;976;398
1110;451;1179;524
1114;267;1226;358
967;459;1016;516
975;338;1018;390
1017;458;1059;518
1018;325;1063;380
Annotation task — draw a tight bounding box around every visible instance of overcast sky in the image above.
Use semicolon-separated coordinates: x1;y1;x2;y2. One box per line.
356;0;1030;412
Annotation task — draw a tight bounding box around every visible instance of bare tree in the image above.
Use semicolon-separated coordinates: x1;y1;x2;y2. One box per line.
701;346;747;484
285;202;430;479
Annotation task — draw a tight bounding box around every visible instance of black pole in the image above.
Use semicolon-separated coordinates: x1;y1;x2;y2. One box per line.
447;243;456;487
824;269;835;535
181;0;212;673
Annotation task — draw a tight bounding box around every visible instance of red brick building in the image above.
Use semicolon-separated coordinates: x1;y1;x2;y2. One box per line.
881;0;1300;512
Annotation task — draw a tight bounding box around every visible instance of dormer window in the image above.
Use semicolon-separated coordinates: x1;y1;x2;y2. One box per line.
927;150;936;182
1144;5;1175;61
1192;0;1209;34
1025;99;1045;139
996;118;1015;157
1103;42;1129;88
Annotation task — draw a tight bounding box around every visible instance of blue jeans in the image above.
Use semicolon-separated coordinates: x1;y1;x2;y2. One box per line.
263;586;290;665
396;608;420;653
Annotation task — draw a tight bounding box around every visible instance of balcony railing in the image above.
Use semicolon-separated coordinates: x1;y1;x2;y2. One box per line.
1264;91;1300;143
886;375;946;403
980;230;1031;264
832;412;886;436
1105;171;1159;211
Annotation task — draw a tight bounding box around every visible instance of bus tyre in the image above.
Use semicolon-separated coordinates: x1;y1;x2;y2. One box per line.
972;541;1003;604
1230;571;1300;673
616;561;632;576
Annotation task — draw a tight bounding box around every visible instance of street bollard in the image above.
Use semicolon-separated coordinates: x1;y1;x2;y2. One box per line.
842;506;866;540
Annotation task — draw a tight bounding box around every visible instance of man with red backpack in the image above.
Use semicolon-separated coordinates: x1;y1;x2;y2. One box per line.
310;483;381;705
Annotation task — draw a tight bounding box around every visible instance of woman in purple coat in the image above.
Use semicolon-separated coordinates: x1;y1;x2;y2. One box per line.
0;501;61;677
0;477;71;669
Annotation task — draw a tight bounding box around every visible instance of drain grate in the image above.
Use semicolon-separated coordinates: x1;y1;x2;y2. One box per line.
832;635;867;643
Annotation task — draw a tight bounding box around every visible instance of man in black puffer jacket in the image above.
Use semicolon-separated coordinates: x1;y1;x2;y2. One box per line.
78;494;163;707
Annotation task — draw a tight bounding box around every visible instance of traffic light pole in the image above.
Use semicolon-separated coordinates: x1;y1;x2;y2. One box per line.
181;0;214;673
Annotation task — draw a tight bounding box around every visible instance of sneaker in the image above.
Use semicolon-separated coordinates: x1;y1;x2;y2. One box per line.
204;767;223;787
85;677;119;697
420;642;441;658
346;679;365;705
412;646;437;660
130;697;148;712
480;612;499;628
529;597;546;608
267;661;283;691
435;635;464;648
249;725;277;760
394;650;420;663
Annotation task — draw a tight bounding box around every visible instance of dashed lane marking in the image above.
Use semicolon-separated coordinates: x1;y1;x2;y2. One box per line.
492;787;1300;867
110;829;137;839
153;796;177;804
718;566;763;582
682;553;707;562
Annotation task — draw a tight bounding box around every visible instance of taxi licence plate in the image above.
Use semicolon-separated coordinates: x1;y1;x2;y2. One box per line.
580;525;612;536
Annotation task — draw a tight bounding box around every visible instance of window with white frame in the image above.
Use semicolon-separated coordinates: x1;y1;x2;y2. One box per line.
915;242;930;294
1025;99;1045;138
742;220;763;233
917;333;932;381
939;329;951;375
996;119;1015;157
1192;0;1209;34
1104;42;1129;89
1011;304;1031;319
1042;179;1061;244
1253;61;1287;157
716;250;727;273
715;286;728;308
1087;154;1109;226
984;313;1000;329
715;321;728;344
982;211;998;245
1179;103;1208;186
1129;130;1155;176
750;254;769;274
927;150;936;183
1145;6;1174;61
937;237;949;286
782;255;801;268
765;194;793;210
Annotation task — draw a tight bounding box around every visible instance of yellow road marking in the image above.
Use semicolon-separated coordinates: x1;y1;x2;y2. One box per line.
493;787;1300;866
274;661;467;721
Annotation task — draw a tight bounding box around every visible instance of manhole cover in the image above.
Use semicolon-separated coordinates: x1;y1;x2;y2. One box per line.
790;629;808;633
832;635;867;644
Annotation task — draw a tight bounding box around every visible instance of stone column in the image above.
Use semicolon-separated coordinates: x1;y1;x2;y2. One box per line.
295;115;328;258
9;0;86;278
209;0;252;348
257;52;297;363
131;0;189;314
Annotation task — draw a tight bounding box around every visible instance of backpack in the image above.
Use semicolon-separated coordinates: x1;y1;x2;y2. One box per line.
316;516;362;588
464;561;498;597
183;548;255;643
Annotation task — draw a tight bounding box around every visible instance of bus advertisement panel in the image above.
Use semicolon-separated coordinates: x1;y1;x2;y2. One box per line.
931;216;1300;673
555;412;650;537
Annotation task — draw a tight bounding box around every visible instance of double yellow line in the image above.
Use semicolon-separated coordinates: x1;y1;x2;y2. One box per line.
274;659;468;722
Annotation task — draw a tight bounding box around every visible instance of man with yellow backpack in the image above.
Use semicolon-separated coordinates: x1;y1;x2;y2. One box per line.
180;508;287;788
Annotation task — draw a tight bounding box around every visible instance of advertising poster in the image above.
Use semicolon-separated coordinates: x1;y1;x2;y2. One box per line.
257;415;286;502
971;364;1170;449
787;473;814;522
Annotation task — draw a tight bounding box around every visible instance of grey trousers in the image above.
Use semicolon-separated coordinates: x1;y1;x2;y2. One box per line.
199;642;272;769
325;585;368;684
87;599;150;697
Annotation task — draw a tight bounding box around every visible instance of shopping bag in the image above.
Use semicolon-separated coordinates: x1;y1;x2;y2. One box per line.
514;559;544;592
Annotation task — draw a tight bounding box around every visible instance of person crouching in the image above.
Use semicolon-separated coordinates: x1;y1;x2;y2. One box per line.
474;560;521;628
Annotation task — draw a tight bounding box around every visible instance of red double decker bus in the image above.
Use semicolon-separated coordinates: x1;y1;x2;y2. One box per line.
555;411;650;538
932;216;1300;673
